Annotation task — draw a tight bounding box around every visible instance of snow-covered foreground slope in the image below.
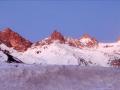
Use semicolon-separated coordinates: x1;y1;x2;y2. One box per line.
0;63;120;90
0;41;120;67
11;42;120;67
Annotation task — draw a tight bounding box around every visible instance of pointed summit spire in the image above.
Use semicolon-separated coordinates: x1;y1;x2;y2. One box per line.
2;28;13;32
82;33;91;38
79;33;98;48
50;30;65;43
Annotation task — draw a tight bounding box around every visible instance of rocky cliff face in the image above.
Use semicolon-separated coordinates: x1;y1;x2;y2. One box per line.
0;28;98;51
65;38;82;48
34;30;65;47
34;31;98;49
79;34;98;48
50;30;65;43
0;28;32;52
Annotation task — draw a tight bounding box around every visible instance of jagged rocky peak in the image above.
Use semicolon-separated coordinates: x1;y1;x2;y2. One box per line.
81;34;91;38
33;31;99;49
0;28;32;52
34;30;65;47
50;30;65;43
2;27;12;33
65;37;81;48
79;34;98;48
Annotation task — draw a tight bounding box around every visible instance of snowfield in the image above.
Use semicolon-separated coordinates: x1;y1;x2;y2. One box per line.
0;63;119;90
9;42;120;67
0;41;120;67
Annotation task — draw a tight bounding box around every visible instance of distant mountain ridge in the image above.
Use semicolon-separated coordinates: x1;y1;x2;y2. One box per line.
0;28;120;67
0;28;100;51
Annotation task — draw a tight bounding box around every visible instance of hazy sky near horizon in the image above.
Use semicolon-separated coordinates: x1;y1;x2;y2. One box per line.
0;1;120;42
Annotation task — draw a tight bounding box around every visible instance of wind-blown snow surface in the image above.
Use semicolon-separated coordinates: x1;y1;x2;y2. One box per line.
0;41;120;67
0;63;120;90
13;42;120;66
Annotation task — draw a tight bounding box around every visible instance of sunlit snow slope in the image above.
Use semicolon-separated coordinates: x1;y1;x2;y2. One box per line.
0;29;120;67
0;41;120;67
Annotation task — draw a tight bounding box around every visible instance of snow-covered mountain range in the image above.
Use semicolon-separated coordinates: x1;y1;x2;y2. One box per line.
0;28;120;67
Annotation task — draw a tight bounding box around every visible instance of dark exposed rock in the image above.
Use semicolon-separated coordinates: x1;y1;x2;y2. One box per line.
2;50;23;63
110;59;120;67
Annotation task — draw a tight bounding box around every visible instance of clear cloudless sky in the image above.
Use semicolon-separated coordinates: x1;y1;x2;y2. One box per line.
0;1;120;42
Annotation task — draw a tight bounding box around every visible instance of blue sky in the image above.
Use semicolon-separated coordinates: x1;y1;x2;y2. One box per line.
0;1;120;42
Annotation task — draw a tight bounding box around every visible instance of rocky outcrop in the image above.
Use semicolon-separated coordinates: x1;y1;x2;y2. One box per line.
65;38;82;48
50;30;65;43
110;59;120;67
35;32;98;49
0;28;32;52
79;34;98;48
34;30;65;47
2;50;23;63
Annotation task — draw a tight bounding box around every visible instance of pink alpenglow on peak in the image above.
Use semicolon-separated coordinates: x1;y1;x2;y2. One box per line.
79;34;98;48
50;30;65;43
0;28;120;67
0;28;32;52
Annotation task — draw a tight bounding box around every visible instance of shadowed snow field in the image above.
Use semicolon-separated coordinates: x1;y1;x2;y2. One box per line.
0;63;120;90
